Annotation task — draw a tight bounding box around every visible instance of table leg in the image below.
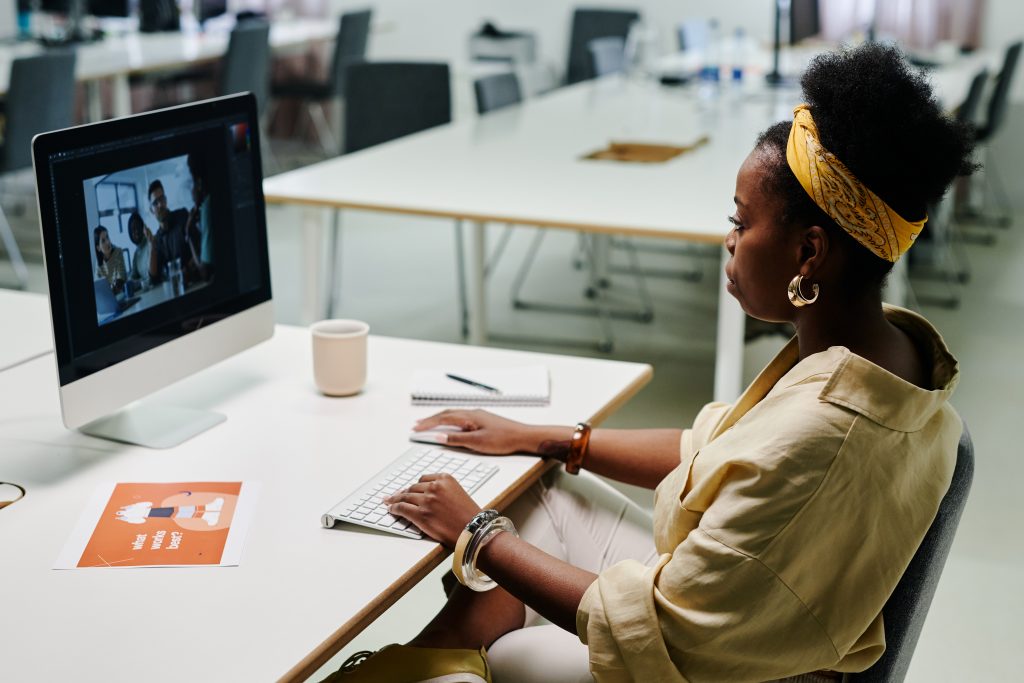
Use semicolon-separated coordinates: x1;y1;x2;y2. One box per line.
112;75;132;119
86;81;103;122
593;234;611;288
466;220;488;345
714;246;745;403
301;206;330;324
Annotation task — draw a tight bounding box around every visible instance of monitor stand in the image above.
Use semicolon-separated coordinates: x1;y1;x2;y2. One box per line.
79;405;226;449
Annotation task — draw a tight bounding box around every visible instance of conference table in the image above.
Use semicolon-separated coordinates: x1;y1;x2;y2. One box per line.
0;323;651;681
0;17;337;120
264;74;803;403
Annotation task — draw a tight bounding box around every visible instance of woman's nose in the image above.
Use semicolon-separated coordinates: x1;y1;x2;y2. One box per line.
724;229;736;255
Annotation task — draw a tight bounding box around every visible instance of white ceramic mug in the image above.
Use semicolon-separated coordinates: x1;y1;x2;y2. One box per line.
311;319;369;396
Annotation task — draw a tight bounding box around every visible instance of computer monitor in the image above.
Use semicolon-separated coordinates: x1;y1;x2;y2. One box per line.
33;93;273;448
88;0;129;18
789;0;820;45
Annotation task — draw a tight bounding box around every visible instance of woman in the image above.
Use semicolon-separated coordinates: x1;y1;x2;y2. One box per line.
332;44;975;682
94;225;128;294
127;212;156;290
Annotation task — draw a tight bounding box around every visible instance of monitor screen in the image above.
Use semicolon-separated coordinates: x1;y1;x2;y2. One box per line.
88;0;129;18
34;94;272;391
790;0;820;45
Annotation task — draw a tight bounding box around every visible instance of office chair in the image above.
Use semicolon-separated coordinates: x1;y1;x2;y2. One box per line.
222;21;271;115
221;20;275;170
271;9;372;156
0;51;76;289
325;62;451;318
566;8;639;84
847;423;974;683
957;41;1021;231
910;67;989;308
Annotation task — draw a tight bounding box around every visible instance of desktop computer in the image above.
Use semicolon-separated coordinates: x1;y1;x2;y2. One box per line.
32;93;274;448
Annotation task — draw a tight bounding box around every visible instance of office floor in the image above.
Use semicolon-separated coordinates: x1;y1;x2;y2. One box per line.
3;116;1022;681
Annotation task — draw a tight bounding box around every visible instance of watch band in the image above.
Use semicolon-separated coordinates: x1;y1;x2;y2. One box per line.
566;422;592;475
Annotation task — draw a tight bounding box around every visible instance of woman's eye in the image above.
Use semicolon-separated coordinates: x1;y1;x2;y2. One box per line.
727;215;744;231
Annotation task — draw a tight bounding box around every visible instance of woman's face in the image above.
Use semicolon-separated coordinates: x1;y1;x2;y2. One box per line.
98;230;112;260
724;151;803;323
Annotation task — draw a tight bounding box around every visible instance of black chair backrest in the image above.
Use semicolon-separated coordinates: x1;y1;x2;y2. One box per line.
979;41;1021;140
138;0;180;32
343;62;451;154
956;67;989;126
588;36;627;77
474;72;522;115
330;9;373;98
3;51;76;173
848;423;974;683
566;8;639;84
222;21;271;115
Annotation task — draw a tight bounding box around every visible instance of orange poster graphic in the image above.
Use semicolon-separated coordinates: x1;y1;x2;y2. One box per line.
55;482;259;569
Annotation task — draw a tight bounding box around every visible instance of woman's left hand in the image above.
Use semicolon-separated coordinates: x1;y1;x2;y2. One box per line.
384;474;482;549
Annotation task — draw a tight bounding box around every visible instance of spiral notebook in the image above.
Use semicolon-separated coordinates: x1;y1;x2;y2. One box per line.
410;366;550;406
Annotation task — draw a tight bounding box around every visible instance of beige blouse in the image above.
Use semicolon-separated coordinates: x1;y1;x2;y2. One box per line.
577;306;961;682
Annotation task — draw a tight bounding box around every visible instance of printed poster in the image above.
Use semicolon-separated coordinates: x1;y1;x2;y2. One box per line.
54;482;259;569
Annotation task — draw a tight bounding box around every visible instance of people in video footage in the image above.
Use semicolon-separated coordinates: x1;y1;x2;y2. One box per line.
85;152;216;326
187;152;214;281
149;178;202;286
94;225;128;294
127;211;155;289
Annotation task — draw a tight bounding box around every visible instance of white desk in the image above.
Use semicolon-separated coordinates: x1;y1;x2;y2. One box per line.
0;324;651;681
0;288;51;371
0;18;337;120
264;76;804;402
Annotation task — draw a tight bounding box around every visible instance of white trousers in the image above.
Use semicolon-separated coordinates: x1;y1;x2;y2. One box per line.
484;470;846;683
487;469;659;683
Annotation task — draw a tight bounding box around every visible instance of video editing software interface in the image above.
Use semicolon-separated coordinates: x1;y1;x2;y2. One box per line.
40;104;272;386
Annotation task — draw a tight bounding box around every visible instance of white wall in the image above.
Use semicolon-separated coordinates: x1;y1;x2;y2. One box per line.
983;0;1024;100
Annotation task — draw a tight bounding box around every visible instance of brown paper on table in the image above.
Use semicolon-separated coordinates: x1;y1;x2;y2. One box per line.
582;136;710;163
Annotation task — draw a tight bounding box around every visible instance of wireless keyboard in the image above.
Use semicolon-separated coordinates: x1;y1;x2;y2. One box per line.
322;446;499;539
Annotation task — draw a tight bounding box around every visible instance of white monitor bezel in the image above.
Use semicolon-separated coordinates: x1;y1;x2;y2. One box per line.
32;94;274;431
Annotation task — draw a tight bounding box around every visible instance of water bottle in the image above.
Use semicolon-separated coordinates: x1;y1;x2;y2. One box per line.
731;27;748;82
701;19;721;82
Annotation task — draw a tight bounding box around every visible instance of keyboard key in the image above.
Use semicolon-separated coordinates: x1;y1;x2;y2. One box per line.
323;446;500;536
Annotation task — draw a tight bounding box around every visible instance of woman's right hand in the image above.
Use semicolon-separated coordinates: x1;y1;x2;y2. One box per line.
414;409;543;456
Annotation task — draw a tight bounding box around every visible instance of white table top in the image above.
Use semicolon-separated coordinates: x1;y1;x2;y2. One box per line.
0;288;51;372
264;48;992;243
0;17;337;92
264;76;804;242
0;324;651;681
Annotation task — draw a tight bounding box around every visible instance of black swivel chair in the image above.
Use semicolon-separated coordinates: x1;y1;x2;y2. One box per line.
473;72;522;115
271;9;372;155
0;51;76;289
959;41;1021;230
322;62;451;317
566;8;639;84
911;67;989;308
847;423;974;683
222;21;271;115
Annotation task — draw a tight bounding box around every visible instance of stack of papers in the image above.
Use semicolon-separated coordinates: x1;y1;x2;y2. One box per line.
410;366;550;406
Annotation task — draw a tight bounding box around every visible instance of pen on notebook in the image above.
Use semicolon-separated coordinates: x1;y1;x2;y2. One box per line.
445;373;501;394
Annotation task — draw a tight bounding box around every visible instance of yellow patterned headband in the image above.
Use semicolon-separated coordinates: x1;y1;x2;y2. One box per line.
785;104;925;262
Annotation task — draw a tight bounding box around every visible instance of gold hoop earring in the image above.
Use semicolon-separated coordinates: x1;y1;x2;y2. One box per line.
788;274;819;307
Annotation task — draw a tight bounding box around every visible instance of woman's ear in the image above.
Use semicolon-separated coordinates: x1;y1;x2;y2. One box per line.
799;225;830;277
